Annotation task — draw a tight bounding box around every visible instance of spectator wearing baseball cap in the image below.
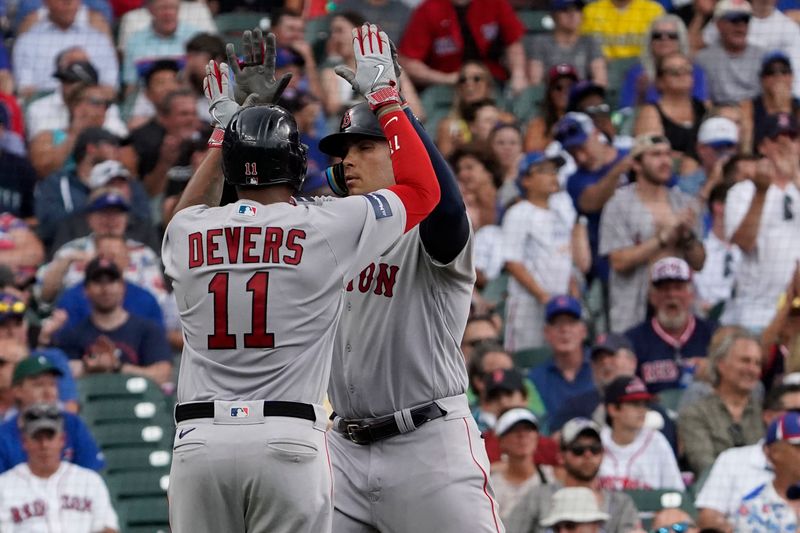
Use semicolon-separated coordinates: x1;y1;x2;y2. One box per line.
527;0;606;87
567;81;630;151
724;109;800;331
524;64;579;153
696;0;766;104
559;111;631;285
528;296;595;416
598;376;684;491
490;408;555;521
748;51;800;151
502;151;588;352
601;132;705;332
679;116;740;199
0;355;104;473
504;417;640;533
731;412;800;532
624;257;715;393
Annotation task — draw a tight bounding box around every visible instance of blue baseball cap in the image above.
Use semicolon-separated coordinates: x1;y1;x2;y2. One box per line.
551;0;584;10
520;151;566;175
85;191;130;213
554;112;594;149
567;81;606;112
761;50;792;75
545;295;582;323
767;412;800;445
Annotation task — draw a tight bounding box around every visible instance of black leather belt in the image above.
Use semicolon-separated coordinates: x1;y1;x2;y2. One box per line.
334;402;447;445
175;401;316;423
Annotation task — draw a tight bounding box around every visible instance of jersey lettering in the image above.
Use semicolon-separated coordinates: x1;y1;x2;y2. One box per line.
187;227;306;268
60;495;93;512
208;271;276;350
11;500;47;523
346;262;399;298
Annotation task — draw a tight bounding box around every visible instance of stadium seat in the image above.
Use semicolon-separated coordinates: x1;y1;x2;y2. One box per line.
516;10;554;33
103;447;172;474
81;397;171;427
507;84;544;125
513;346;553;371
481;272;509;306
657;388;684;417
106;469;170;500
623;489;696;529
606;58;639;110
214;11;268;50
91;421;173;450
420;84;456;134
115;496;170;529
78;374;167;405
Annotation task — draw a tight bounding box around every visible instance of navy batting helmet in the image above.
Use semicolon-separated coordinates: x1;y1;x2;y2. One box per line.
319;102;386;158
222;105;308;190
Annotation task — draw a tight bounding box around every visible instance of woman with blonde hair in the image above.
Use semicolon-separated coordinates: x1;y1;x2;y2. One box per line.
620;15;707;108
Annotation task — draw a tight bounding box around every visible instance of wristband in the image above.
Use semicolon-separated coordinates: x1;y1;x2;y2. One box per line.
208;128;225;149
366;86;402;111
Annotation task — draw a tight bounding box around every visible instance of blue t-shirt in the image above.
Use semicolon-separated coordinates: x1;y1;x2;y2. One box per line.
619;63;708;109
565;149;630;281
55;315;172;367
528;354;595;416
0;412;104;472
625;316;716;393
56;281;164;330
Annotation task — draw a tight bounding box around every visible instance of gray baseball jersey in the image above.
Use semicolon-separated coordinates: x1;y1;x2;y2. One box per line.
162;191;407;405
328;225;475;419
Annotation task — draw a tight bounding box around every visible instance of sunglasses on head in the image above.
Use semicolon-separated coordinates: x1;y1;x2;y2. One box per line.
0;300;25;315
652;522;696;533
652;31;679;40
583;103;611;115
660;66;692;77
567;442;603;455
458;74;485;85
23;404;60;423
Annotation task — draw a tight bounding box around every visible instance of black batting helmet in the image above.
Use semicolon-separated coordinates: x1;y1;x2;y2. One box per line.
319;103;386;158
222;105;308;190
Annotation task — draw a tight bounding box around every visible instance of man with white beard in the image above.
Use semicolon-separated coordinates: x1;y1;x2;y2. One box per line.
624;257;716;394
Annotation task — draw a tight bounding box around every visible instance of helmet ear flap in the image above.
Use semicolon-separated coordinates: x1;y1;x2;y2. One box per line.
325;163;348;197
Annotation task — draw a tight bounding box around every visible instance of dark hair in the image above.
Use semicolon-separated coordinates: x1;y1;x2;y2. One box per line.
722;154;758;185
462;98;496;124
332;10;366;28
449;142;503;188
764;383;800;411
706;182;730;212
186;33;226;61
73;127;119;163
144;59;180;88
271;8;302;27
157;88;195;116
467;341;507;389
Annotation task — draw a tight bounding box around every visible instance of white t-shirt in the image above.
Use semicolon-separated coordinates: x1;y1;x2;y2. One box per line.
732;481;798;533
0;462;119;532
598;426;685;491
501;192;576;301
694;231;741;309
26;91;128;140
490;467;554;520
723;180;800;330
695;441;773;518
474;224;504;281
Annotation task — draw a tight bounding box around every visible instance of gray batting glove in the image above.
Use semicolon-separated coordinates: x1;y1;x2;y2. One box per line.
204;60;239;129
227;29;292;107
334;23;400;109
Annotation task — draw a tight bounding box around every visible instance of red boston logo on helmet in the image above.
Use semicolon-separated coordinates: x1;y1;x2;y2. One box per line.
341;110;352;129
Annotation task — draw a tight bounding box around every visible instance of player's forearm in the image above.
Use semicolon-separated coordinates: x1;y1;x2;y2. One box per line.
405;107;470;262
172;148;224;216
379;105;440;231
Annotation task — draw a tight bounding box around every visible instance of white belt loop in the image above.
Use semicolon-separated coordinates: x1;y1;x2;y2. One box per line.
393;408;416;434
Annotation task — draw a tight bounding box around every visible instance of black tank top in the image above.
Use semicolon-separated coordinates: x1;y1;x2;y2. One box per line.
655;98;706;161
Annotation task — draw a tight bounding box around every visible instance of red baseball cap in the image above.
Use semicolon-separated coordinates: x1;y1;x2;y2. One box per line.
548;63;579;84
604;376;654;404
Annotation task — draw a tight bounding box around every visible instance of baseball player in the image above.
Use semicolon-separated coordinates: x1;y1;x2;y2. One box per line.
0;404;119;532
319;41;504;533
162;27;440;533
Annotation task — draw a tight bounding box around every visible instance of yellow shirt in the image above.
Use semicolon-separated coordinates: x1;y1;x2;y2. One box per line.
581;0;665;59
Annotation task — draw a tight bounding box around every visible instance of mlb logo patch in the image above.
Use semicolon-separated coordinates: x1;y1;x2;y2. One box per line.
238;205;257;217
230;407;250;418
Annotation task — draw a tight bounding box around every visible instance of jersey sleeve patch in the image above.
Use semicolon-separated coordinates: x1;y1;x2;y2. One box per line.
365;193;393;219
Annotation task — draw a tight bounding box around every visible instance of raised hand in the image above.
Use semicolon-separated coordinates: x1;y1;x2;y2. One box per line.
226;29;292;107
334;23;400;109
204;60;239;132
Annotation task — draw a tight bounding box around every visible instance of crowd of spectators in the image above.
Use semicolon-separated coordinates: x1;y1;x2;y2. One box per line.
0;0;796;529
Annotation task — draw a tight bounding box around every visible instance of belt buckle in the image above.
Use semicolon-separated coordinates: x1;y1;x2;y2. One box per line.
345;423;368;445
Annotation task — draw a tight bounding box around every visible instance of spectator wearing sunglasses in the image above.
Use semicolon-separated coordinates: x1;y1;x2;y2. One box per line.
634;53;707;176
695;0;766;104
650;508;698;533
525;64;579;152
679;329;764;476
504;417;640;533
723;112;800;331
731;411;800;532
527;0;606;87
568;81;631;150
695;379;800;531
744;51;800;152
620;15;707;109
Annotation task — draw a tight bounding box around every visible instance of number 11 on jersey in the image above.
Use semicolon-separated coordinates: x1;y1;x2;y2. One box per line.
207;271;275;349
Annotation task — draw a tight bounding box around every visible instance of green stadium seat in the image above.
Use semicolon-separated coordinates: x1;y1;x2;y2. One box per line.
115;496;170;529
623;489;696;529
657;388;685;417
481;272;509;306
507;84;544;124
81;397;171;427
214;12;268;50
78;374;166;405
106;469;170;500
92;421;173;450
606;57;639;110
104;447;172;474
517;10;554;33
420;84;456;134
513;346;553;371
